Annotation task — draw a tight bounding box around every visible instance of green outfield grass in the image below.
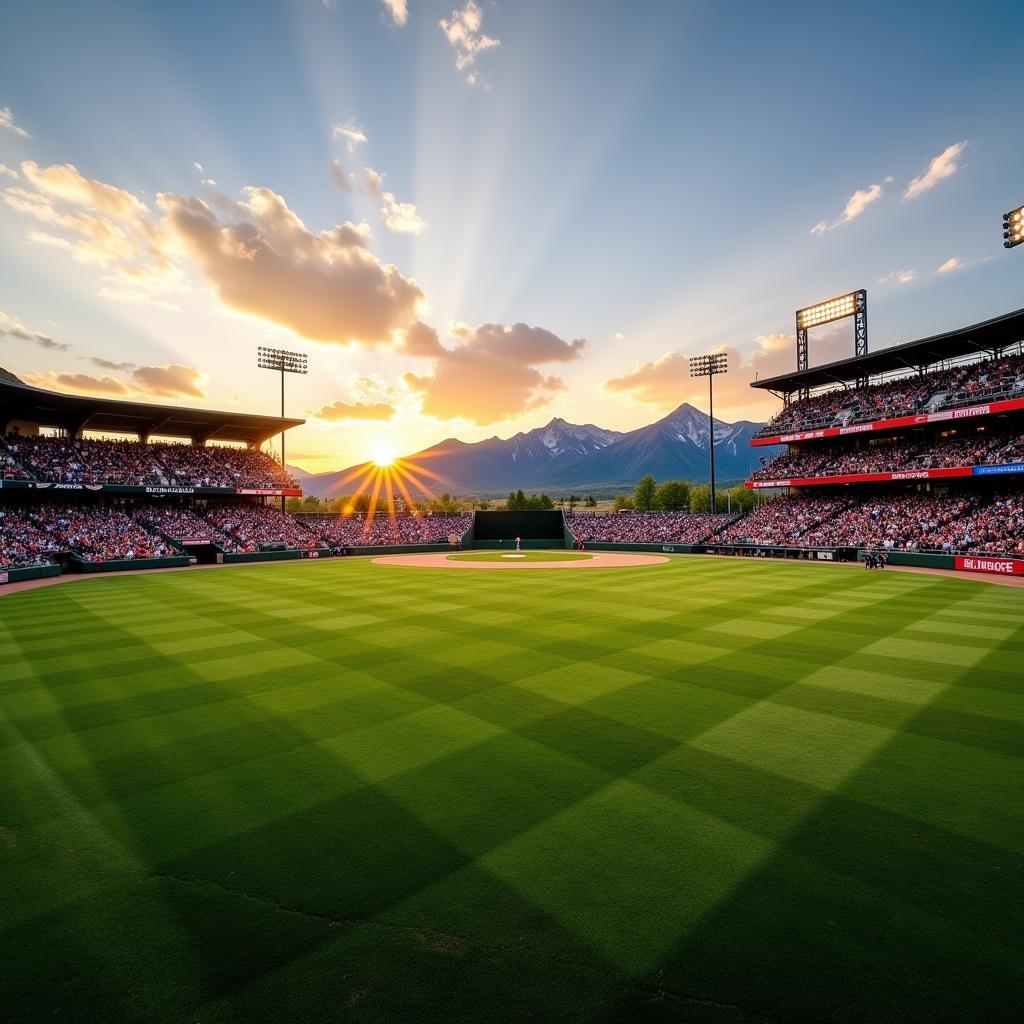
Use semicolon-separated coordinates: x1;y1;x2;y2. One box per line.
447;549;594;562
2;557;1022;1023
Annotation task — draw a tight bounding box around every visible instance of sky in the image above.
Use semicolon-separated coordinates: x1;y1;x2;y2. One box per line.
1;0;1023;473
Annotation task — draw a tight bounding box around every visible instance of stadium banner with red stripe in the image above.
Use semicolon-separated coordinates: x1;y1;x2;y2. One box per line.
746;466;976;489
954;555;1024;576
751;395;1024;447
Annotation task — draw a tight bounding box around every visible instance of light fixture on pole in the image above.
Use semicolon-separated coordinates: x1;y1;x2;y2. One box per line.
257;346;308;512
689;351;729;514
1003;204;1024;249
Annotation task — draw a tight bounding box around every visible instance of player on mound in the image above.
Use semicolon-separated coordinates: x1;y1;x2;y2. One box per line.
515;535;521;551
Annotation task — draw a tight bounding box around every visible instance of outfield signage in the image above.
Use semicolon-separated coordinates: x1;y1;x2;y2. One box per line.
746;462;1024;489
955;555;1024;576
0;480;302;497
753;394;1024;446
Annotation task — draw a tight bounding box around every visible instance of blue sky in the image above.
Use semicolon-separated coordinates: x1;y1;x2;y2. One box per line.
1;0;1022;470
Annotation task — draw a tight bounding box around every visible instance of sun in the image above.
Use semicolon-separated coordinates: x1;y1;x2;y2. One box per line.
369;441;397;468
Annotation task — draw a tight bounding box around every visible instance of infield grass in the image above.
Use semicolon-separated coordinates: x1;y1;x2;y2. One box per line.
1;555;1022;1023
447;549;594;562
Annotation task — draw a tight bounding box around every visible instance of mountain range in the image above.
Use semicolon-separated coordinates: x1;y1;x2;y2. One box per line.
292;403;780;498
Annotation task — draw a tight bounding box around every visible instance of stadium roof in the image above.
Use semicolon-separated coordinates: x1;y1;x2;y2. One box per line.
752;306;1024;394
0;368;303;444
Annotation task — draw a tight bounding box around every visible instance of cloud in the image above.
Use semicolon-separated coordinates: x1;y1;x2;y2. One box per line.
330;158;356;192
25;362;206;400
361;166;426;234
810;178;890;235
377;0;408;26
937;257;963;274
404;321;585;424
158;186;424;345
332;118;368;151
439;1;500;86
614;331;625;341
0;164;18;180
88;356;135;371
904;142;968;200
21;160;147;221
879;268;917;285
603;329;855;418
402;320;444;356
0;310;69;351
131;362;205;398
193;161;204;173
0;106;30;139
314;400;396;421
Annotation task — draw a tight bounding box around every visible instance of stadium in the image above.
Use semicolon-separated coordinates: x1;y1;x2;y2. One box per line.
3;4;1024;1023
3;296;1024;1023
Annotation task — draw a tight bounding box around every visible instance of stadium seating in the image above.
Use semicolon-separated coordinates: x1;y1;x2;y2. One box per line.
751;425;1024;481
307;513;473;547
205;504;319;552
0;507;62;568
565;512;734;544
755;352;1024;438
0;433;297;489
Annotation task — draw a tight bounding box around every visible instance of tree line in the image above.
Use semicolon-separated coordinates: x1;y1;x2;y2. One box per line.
610;476;758;515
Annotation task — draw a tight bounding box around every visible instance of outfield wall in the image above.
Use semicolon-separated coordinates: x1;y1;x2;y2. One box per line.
346;544;458;556
0;564;61;585
578;542;702;554
473;510;565;542
96;555;191;573
222;550;302;564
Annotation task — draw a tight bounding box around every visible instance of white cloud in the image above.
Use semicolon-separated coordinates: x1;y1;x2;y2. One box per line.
937;257;963;274
21;160;147;221
362;166;427;234
330;158;356;192
879;268;917;285
810;178;890;235
0;164;18;180
904;142;968;200
314;400;396;422
0;106;30;139
404;322;585;423
158;187;423;345
439;1;500;86
613;331;625;341
332;118;368;151
377;0;408;26
0;309;69;350
193;161;204;173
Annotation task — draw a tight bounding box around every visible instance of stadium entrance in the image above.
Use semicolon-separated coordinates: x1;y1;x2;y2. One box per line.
472;510;566;549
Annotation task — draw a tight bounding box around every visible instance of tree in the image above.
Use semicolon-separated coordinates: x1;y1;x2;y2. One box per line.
584;495;597;508
635;474;657;512
612;493;635;512
568;494;580;512
689;483;712;513
654;480;690;511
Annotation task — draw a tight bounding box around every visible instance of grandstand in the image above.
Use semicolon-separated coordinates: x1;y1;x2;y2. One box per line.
727;306;1024;573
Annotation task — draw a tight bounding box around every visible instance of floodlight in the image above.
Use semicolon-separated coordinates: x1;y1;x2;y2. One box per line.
794;288;868;372
1004;204;1024;249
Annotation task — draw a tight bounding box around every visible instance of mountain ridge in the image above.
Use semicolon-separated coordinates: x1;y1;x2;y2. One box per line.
292;403;780;497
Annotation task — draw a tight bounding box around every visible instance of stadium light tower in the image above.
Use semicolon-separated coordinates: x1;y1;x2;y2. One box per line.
689;352;729;514
257;346;308;512
1003;204;1024;249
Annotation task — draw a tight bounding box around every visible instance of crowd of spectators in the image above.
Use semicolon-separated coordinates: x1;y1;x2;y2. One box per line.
751;426;1024;481
308;513;473;548
756;352;1024;438
136;505;231;545
0;433;297;489
715;491;1024;555
565;512;733;544
32;505;177;562
0;508;61;568
5;435;165;485
205;504;319;552
718;496;852;546
153;443;298;489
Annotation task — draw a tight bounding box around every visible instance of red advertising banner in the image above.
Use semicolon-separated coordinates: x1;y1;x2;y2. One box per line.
752;395;1024;447
954;555;1024;576
235;488;303;496
745;466;975;489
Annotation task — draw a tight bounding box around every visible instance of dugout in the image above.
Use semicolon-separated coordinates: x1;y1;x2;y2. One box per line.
472;510;565;549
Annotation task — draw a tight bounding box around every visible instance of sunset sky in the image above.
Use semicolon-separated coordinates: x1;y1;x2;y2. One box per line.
1;0;1023;472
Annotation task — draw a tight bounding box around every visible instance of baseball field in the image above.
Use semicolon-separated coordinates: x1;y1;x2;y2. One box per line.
2;554;1022;1022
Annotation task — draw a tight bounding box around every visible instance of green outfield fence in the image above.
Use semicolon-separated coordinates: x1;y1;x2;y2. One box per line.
0;563;61;585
